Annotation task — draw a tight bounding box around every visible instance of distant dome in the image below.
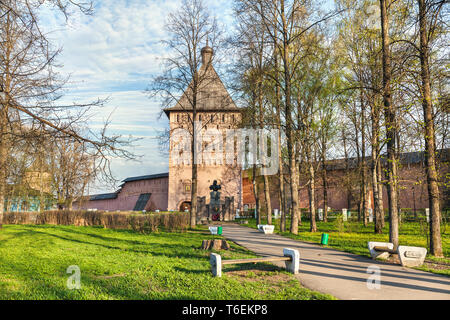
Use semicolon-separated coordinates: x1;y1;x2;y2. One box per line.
201;45;213;65
201;45;213;54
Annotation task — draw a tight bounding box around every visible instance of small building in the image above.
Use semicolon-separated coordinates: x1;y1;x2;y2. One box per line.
74;173;169;211
4;187;54;212
3;166;55;212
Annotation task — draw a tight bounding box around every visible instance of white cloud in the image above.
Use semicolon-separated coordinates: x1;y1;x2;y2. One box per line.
38;0;233;193
42;0;178;86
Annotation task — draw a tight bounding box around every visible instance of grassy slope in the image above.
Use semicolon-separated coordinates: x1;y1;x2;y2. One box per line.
0;224;334;300
241;218;449;276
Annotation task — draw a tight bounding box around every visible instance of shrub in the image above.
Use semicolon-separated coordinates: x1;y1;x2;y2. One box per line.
3;210;189;233
334;214;345;233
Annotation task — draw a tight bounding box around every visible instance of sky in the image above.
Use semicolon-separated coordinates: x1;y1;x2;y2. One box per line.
40;0;235;194
40;0;335;195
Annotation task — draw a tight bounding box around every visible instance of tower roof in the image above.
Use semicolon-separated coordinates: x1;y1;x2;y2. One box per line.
201;45;213;54
163;46;240;117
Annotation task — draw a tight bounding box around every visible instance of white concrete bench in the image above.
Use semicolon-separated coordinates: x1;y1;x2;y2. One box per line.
368;241;395;260
257;224;275;234
398;246;427;267
210;248;300;277
368;241;427;267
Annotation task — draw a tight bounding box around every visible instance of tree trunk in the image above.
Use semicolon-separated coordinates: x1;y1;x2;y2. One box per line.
279;1;300;234
372;160;382;233
0;34;12;228
253;164;260;225
0;128;6;228
371;104;383;233
380;0;399;250
322;158;328;223
190;100;198;228
39;140;45;213
360;94;368;227
264;175;272;225
377;159;385;228
342;128;352;209
309;163;317;232
287;81;300;234
258;78;271;225
278;126;286;232
190;151;198;228
273;12;286;233
418;0;443;257
354;108;361;222
68;199;73;211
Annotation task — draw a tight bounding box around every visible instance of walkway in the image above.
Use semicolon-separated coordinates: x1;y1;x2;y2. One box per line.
222;224;450;300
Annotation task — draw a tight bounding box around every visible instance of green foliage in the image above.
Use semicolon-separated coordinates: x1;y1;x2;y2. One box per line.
334;214;345;233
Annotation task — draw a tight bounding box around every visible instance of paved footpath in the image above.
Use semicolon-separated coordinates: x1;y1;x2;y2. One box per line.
222;224;450;300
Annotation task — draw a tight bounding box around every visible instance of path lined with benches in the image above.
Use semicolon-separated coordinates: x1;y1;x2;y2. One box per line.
221;224;450;300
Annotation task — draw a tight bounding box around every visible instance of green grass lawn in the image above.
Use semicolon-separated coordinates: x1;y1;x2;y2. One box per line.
241;218;449;276
0;224;334;300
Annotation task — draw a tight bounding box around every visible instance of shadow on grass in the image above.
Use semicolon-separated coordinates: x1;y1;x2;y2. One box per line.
9;226;208;261
174;262;284;276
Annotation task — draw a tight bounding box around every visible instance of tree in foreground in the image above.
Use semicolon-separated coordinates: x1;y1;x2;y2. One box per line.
149;0;223;228
416;0;446;257
0;1;137;227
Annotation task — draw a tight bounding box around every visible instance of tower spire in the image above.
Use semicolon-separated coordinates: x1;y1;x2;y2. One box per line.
201;39;213;66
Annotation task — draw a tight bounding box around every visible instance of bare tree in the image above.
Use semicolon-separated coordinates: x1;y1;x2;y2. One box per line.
379;0;400;249
416;0;446;257
148;0;223;228
235;0;343;234
49;134;98;210
0;1;137;228
232;0;276;225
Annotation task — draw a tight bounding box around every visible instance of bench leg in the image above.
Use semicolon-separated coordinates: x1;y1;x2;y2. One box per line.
283;248;300;274
210;253;222;277
368;241;394;259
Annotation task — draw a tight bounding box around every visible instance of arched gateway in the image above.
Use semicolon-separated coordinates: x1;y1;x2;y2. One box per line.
179;201;191;212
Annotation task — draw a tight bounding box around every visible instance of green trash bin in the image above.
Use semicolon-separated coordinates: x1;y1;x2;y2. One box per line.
321;233;329;245
217;226;222;235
